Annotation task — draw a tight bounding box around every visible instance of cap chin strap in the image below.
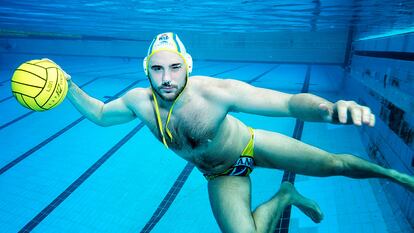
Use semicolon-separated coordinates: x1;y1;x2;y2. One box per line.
145;50;191;149
151;80;187;149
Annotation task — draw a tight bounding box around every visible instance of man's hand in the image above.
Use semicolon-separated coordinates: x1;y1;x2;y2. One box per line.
318;101;375;127
41;58;71;81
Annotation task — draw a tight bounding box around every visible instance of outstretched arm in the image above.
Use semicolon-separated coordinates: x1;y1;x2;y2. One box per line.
67;80;137;127
42;59;138;127
215;78;375;126
288;94;375;126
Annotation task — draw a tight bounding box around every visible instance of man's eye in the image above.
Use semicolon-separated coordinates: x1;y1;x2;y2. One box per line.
172;65;182;70
152;66;161;71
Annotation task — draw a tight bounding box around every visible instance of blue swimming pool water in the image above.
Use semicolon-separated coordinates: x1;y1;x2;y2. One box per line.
1;0;413;38
1;1;414;232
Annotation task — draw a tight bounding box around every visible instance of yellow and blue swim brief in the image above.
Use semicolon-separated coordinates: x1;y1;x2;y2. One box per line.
204;127;255;180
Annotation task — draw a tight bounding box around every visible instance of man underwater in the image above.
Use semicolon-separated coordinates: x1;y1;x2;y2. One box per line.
51;32;414;233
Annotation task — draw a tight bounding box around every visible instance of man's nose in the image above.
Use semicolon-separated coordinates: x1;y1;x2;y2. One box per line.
162;70;172;83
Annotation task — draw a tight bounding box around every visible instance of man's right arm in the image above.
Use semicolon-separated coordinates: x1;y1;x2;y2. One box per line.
67;80;137;127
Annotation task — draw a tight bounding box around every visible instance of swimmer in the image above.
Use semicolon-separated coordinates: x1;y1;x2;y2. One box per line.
49;32;414;232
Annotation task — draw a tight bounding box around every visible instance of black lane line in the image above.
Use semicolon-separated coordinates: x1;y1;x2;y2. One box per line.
354;50;414;61
344;27;355;67
0;72;140;130
1;67;76;103
193;62;221;70
0;96;13;103
1;65;138;103
2;51;145;59
0;79;11;85
0;68;15;85
140;64;275;232
275;65;311;233
0;76;101;129
1;32;147;42
0;76;100;130
211;64;249;76
201;59;342;66
19;122;145;233
0;64;137;103
248;65;280;83
140;163;195;233
0;79;143;175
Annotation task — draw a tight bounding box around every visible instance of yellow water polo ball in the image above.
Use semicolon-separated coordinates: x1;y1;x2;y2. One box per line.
11;59;68;111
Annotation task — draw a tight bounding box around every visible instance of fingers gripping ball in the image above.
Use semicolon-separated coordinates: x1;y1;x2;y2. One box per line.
11;59;68;111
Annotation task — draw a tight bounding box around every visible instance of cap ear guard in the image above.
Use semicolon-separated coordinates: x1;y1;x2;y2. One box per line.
143;56;148;76
185;53;193;74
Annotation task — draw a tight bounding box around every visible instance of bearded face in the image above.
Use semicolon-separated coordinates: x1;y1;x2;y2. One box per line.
148;50;188;101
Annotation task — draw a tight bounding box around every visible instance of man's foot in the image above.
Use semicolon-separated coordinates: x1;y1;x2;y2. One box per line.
278;182;324;223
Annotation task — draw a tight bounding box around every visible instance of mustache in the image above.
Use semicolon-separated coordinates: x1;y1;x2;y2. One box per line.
160;83;177;88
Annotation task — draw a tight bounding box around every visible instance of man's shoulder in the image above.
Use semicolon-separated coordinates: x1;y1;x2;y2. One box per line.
188;76;233;102
190;75;222;81
189;75;227;88
121;87;154;116
123;87;151;103
189;75;210;82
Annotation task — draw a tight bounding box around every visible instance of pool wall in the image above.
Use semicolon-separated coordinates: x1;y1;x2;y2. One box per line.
345;30;414;227
0;30;347;64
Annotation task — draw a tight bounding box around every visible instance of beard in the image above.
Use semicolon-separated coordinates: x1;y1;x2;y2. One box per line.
148;74;188;102
153;83;186;101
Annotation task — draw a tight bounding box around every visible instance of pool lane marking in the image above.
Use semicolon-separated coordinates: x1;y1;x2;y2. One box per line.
211;64;249;76
140;64;279;233
140;163;195;233
0;79;10;85
0;76;100;130
19;122;145;232
0;64;134;103
0;96;13;103
275;65;311;233
0;79;143;175
248;65;279;83
0;71;140;129
0;74;115;129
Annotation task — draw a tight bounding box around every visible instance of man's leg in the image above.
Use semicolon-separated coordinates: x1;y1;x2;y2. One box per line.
253;129;414;192
208;176;323;233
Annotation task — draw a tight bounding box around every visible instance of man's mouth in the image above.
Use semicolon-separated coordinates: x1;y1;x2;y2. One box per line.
160;86;176;92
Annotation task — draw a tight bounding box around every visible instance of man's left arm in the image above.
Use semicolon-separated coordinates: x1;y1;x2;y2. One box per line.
288;93;375;126
216;78;375;127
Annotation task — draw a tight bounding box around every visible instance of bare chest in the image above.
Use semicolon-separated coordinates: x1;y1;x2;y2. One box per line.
146;98;227;153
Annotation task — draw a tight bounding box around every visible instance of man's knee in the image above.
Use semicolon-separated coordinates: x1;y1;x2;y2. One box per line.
322;153;345;176
233;223;256;233
218;217;256;233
